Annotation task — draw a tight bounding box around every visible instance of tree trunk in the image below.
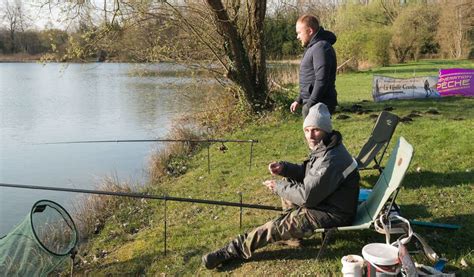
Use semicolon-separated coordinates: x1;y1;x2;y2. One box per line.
455;6;463;58
206;0;268;113
9;26;15;53
248;1;268;106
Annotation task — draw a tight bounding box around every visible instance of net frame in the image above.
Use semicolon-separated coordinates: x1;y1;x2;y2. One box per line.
30;199;78;256
0;199;79;275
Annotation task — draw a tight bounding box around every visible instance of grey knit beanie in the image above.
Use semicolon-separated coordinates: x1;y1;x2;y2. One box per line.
303;103;333;133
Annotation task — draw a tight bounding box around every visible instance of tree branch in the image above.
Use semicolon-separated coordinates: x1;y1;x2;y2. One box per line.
163;1;228;73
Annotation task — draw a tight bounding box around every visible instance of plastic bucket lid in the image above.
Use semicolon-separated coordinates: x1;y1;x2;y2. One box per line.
362;243;399;266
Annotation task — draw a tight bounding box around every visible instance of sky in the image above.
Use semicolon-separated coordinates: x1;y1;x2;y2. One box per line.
1;0;340;31
1;1;63;30
0;0;106;30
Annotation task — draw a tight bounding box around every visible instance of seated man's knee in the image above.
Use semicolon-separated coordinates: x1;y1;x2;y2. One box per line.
281;198;297;211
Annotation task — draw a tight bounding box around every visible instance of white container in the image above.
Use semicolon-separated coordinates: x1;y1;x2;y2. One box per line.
362;243;400;276
341;254;365;277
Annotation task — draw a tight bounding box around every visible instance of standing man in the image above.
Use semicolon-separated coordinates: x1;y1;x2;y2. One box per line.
202;103;359;269
290;15;338;117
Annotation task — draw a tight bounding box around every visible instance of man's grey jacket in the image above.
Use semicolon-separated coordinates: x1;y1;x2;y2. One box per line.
297;27;338;113
275;131;360;227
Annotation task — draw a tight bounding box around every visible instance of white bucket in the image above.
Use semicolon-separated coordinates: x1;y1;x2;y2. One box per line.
362;243;400;276
341;254;365;277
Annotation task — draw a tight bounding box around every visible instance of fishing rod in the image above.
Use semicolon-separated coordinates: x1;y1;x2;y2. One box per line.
38;138;259;172
38;138;258;145
0;182;280;256
0;183;281;211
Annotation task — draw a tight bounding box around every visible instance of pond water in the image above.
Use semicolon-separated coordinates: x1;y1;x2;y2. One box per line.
0;62;214;236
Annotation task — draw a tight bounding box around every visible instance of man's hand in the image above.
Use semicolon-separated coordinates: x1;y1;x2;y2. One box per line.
290;101;300;113
263;180;276;193
268;162;283;176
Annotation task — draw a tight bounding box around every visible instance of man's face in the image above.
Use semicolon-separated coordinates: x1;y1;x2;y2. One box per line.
304;126;326;150
296;21;314;47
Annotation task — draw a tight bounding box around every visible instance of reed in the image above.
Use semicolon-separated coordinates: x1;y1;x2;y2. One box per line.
268;64;299;87
72;177;137;240
148;125;204;184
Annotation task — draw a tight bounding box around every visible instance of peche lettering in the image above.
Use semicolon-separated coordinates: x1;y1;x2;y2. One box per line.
437;79;470;90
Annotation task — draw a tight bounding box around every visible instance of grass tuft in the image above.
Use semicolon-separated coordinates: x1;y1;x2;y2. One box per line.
73;177;141;240
148;126;204;184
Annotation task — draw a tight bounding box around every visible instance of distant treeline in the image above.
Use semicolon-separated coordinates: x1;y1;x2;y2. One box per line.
265;1;473;69
0;28;68;57
1;0;472;68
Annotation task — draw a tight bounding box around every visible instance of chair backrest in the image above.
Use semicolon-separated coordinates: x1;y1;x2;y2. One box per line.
352;137;413;226
356;111;399;169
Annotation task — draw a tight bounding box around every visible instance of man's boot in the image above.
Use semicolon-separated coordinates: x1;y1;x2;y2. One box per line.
202;243;240;269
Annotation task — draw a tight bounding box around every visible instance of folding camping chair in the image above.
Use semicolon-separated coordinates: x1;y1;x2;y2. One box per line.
355;111;399;173
314;137;413;259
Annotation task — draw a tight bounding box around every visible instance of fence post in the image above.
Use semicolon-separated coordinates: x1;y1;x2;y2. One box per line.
239;192;243;230
207;144;210;174
164;198;167;256
249;141;254;171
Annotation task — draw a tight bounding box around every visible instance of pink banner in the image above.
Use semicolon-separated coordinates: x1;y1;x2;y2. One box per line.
437;68;474;97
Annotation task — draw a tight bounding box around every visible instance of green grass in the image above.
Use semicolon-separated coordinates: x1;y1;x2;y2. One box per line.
78;60;474;275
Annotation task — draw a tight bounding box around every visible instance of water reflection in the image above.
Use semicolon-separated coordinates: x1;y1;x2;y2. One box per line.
0;63;219;236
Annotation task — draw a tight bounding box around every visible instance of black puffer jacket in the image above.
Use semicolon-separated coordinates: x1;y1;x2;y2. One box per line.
297;27;338;113
275;131;360;223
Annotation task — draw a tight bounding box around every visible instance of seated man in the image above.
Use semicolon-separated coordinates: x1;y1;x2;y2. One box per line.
202;103;360;269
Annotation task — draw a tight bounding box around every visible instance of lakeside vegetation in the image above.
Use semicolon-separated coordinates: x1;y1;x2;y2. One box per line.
73;59;474;275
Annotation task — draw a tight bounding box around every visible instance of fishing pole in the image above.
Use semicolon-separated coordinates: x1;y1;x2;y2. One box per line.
37;138;259;172
0;182;280;256
38;138;258;145
0;183;281;211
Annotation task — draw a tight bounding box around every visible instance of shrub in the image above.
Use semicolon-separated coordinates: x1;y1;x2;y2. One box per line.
148;126;204;184
390;4;439;63
265;12;299;59
334;30;367;70
72;177;151;240
365;28;392;66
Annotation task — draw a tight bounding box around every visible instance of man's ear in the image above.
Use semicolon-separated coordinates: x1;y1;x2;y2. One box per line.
310;27;320;37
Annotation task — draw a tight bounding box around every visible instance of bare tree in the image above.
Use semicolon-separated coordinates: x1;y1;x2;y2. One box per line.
205;0;267;108
273;0;338;30
2;0;28;53
436;0;473;59
46;0;270;113
379;0;400;24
